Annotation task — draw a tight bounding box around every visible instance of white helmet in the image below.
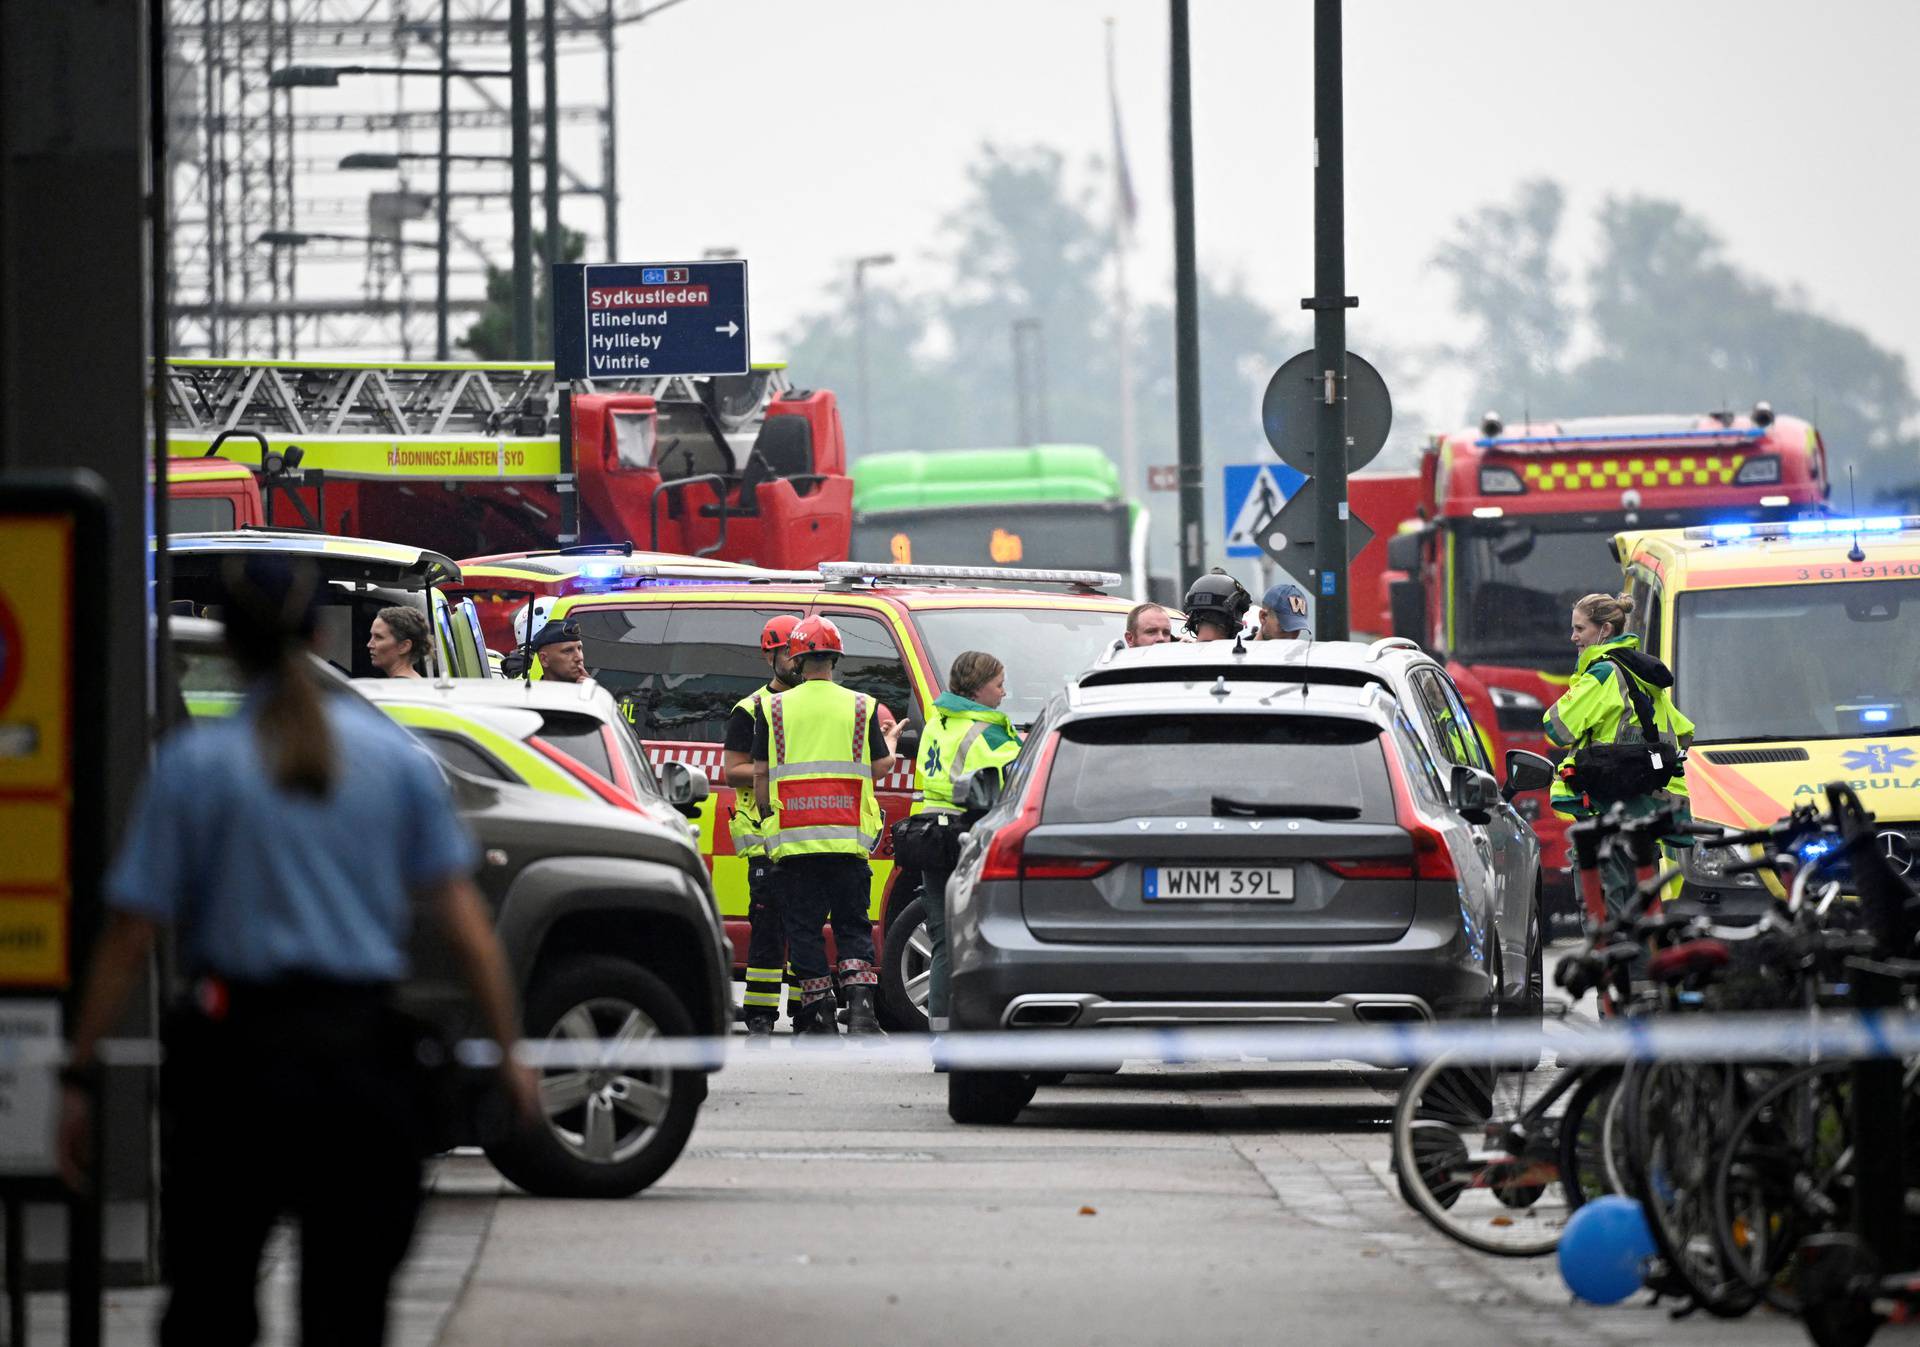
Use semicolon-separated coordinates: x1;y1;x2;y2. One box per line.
512;597;555;646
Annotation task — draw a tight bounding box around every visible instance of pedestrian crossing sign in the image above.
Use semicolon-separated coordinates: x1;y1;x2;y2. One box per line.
1223;463;1307;558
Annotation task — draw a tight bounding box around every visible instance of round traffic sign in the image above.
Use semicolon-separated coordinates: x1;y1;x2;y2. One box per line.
1262;350;1393;475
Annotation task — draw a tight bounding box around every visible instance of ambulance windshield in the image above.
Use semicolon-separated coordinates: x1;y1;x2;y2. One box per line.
1676;579;1920;742
916;605;1126;729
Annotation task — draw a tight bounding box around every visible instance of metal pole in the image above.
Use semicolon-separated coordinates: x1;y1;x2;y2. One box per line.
542;0;562;355
1011;320;1032;446
1309;0;1350;639
603;0;619;256
509;0;535;358
436;1;452;359
1169;0;1205;589
855;262;870;456
1033;318;1049;442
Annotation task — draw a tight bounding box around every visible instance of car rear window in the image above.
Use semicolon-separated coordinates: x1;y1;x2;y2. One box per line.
536;711;614;782
1041;714;1395;824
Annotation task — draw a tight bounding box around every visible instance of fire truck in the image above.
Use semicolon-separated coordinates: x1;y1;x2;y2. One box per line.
1360;406;1829;929
160;357;852;571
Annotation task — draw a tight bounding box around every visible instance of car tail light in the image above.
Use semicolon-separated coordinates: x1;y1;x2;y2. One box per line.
979;734;1062;882
1380;740;1460;883
1322;856;1414;881
1023;859;1116;880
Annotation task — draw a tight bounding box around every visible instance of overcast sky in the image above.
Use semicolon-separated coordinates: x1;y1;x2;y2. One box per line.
596;0;1920;431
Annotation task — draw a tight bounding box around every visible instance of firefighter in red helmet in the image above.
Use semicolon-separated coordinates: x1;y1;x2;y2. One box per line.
752;617;901;1039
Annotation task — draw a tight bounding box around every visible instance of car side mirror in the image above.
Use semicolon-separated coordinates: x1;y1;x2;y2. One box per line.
957;770;1002;813
1388;577;1426;644
1449;763;1499;825
1502;748;1555;802
1385;528;1425;573
659;760;710;818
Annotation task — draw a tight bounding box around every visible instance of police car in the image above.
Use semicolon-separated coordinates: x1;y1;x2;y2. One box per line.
1612;515;1920;907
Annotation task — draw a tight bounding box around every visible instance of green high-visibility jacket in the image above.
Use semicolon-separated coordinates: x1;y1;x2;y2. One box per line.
1543;634;1695;818
916;692;1021;813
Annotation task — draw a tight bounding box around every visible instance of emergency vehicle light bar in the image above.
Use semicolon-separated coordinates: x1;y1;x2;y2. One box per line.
1476;427;1767;452
818;562;1122;590
573;559;819;585
1684;515;1920;543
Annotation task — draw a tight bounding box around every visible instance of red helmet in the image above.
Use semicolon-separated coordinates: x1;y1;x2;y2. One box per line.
787;615;844;658
760;614;800;652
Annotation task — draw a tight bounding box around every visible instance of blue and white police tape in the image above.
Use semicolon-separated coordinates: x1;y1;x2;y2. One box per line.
62;1008;1920;1073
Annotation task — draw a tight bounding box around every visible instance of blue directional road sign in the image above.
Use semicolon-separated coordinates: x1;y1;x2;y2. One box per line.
552;260;750;380
1223;462;1306;558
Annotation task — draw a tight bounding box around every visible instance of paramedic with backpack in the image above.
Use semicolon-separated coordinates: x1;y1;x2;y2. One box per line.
1544;591;1696;916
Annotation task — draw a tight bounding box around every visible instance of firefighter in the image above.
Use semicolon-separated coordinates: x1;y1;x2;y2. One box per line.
1257;583;1311;641
723;615;803;1042
1181;568;1252;642
752;617;901;1038
913;651;1022;1033
1543;591;1696;915
530;619;588;684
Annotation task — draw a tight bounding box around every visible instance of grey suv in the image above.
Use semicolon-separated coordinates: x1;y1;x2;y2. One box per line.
943;637;1553;1124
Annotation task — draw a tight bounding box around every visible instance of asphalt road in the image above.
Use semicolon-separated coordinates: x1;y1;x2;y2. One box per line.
428;1035;1810;1347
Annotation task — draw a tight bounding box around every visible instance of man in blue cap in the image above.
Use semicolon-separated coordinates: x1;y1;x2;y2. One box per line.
1258;582;1312;641
531;618;589;683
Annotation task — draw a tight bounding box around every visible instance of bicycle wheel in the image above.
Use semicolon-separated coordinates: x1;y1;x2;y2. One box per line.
1623;1059;1763;1316
1557;1065;1623;1212
1709;1062;1853;1314
1392;1054;1575;1257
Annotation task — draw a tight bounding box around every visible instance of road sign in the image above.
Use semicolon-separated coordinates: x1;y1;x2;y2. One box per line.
1223;462;1306;558
1262;350;1392;475
1253;478;1375;567
1147;465;1180;493
552;260;750;381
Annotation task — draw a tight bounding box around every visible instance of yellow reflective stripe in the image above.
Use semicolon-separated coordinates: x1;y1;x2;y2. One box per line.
378;703;593;800
949;722;990;791
742;990;782;1006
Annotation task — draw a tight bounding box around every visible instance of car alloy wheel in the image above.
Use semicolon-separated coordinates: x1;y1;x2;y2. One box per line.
541;994;671;1166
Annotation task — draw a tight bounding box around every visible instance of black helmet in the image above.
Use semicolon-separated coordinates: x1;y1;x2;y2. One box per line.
1181;568;1251;635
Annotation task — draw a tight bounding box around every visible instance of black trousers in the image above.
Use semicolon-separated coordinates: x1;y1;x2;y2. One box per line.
743;857;794;1019
158;982;425;1347
777;855;877;1004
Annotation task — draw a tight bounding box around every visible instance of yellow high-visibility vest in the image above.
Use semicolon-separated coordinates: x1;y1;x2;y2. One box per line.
765;679;881;861
729;684;776;857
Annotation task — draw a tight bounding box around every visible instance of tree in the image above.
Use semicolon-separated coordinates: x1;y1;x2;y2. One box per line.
1432;182;1920;504
463;225;587;360
780;142;1309;579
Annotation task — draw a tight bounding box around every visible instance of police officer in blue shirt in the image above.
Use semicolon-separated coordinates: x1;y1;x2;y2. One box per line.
59;556;536;1347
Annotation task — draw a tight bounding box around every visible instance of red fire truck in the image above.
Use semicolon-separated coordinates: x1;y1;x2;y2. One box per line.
1359;406;1828;929
161;358;851;571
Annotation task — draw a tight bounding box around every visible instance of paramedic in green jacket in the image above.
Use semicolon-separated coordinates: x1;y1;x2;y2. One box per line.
914;651;1022;1031
1544;591;1696;916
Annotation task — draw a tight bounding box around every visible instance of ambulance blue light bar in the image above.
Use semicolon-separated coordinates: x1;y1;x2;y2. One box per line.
819;562;1122;589
1682;515;1920;543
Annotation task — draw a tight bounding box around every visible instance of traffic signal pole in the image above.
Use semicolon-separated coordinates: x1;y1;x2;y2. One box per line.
1308;0;1352;639
1169;0;1206;590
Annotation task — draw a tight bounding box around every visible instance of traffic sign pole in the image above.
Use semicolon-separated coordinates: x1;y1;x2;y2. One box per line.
1169;0;1207;592
1308;0;1351;640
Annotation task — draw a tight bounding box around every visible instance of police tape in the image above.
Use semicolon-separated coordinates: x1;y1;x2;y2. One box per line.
57;1009;1920;1074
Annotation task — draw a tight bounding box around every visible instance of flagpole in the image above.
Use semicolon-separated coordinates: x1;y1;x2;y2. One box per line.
1107;18;1139;508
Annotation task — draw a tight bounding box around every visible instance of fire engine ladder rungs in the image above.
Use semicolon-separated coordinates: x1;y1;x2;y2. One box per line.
162;362;787;441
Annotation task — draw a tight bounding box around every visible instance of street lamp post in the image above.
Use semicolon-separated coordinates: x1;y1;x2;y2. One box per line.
439;3;452;358
508;0;535;358
542;0;562;357
852;252;895;457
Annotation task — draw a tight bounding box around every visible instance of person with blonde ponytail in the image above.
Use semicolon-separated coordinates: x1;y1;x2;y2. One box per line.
1544;590;1696;916
59;555;536;1346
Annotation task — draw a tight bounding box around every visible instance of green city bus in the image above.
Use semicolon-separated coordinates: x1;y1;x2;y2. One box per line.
850;445;1150;595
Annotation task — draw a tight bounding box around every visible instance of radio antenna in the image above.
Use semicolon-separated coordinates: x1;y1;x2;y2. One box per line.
1847;464;1866;563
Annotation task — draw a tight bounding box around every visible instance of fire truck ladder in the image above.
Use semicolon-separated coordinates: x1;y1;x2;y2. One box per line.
162;358;791;444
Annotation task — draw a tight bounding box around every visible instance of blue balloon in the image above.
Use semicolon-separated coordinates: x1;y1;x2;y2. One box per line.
1558;1196;1656;1305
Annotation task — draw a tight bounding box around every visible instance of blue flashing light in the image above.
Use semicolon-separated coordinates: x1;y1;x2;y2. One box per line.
1796;836;1838;863
578;560;623;579
1709;524;1753;541
1863;708;1892;724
